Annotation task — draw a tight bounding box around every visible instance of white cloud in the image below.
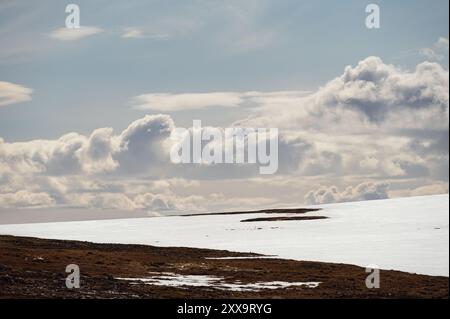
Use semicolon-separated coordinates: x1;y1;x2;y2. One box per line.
0;81;33;107
134;192;204;212
0;190;55;208
410;183;449;197
420;37;449;61
116;114;174;174
70;193;138;211
132;91;310;111
120;27;169;40
242;57;449;131
305;182;390;205
132;92;244;111
80;128;119;174
49;26;104;41
0;114;174;177
236;57;449;182
121;27;145;39
1;57;448;212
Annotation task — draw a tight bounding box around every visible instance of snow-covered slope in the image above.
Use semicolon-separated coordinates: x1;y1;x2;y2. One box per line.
0;194;448;276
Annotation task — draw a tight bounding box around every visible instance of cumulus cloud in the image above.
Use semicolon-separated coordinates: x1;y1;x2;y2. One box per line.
242;57;449;130
0;190;55;208
305;182;390;205
0;111;296;210
69;193;138;211
236;57;449;183
0;81;33;107
134;192;204;212
49;26;103;41
334;58;448;121
1;57;448;212
116;114;174;174
0;114;173;177
80;128;119;174
0;114;193;210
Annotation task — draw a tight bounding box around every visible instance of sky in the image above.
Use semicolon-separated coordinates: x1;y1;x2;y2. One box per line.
0;0;448;217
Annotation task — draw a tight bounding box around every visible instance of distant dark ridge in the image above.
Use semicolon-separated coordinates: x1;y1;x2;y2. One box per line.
241;216;329;223
182;208;321;217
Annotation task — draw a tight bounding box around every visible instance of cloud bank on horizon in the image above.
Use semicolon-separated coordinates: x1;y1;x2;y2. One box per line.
0;0;448;214
1;56;448;212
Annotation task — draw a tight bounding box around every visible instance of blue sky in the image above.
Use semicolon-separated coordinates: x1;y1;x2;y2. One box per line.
0;0;448;140
0;0;448;214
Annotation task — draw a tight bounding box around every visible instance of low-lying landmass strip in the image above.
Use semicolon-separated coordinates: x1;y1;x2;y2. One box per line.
0;235;447;299
240;216;328;222
182;208;321;217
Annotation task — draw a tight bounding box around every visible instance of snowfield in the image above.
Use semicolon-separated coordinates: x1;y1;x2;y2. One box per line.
0;194;448;276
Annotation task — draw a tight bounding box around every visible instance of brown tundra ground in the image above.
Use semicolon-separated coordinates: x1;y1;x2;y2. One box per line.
0;235;448;299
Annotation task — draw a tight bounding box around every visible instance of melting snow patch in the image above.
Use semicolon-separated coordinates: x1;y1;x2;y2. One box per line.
117;272;221;288
116;272;320;291
204;256;279;260
218;281;320;291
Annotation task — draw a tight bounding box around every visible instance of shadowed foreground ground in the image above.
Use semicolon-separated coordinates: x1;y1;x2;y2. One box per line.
0;235;447;299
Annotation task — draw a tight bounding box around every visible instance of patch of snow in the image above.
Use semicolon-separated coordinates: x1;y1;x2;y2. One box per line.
32;256;45;261
117;273;222;288
204;256;278;260
0;194;448;276
219;281;320;291
116;272;320;291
